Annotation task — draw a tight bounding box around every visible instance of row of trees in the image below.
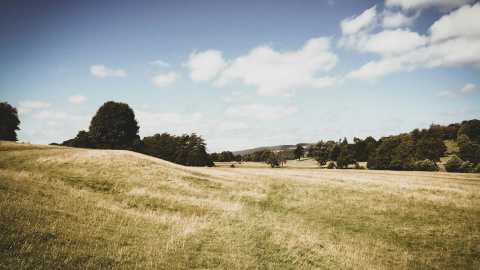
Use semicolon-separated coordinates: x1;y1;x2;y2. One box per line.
61;101;214;167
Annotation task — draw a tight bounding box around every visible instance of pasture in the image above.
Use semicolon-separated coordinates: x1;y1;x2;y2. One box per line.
1;141;479;269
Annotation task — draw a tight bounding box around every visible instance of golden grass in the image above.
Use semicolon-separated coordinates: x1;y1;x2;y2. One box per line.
1;140;479;269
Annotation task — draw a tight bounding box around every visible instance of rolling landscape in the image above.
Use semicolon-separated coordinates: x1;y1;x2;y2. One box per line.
1;140;480;269
2;0;480;268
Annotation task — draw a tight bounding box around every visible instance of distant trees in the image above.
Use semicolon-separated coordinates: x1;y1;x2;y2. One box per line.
293;144;304;160
0;102;20;141
141;133;213;167
267;151;287;168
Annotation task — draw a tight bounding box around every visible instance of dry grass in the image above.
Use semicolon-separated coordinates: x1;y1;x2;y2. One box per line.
1;140;479;269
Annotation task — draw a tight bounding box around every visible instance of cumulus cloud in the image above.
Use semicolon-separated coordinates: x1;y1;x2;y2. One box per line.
214;38;339;97
18;100;52;114
69;95;88;104
151;72;180;89
90;65;126;78
385;0;474;10
434;83;477;98
222;91;251;103
151;60;170;67
429;3;480;42
185;50;226;82
225;104;299;121
362;29;428;55
346;3;480;81
340;6;377;35
217;121;249;131
382;10;419;28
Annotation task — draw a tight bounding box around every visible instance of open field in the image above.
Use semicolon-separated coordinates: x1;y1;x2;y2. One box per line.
1;141;479;269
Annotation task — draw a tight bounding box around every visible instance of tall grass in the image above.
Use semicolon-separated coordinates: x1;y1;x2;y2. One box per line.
1;141;479;269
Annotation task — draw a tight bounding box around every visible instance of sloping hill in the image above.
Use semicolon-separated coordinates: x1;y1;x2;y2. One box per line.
1;141;479;269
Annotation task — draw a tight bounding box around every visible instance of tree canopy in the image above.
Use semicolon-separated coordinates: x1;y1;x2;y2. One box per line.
0;102;20;141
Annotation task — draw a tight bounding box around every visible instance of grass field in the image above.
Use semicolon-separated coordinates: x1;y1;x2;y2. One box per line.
1;141;479;269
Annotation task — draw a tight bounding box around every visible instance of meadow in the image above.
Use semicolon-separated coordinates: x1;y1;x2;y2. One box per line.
1;141;479;269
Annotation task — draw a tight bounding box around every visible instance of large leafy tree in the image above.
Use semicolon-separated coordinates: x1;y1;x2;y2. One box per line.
89;101;140;150
0;102;21;141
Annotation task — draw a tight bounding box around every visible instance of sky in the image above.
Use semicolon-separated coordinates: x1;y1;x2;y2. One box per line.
1;0;479;153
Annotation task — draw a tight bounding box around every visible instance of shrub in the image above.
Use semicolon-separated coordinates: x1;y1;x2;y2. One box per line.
230;164;235;168
327;161;336;169
415;159;439;171
473;165;480;173
444;155;463;172
460;161;474;173
355;162;365;170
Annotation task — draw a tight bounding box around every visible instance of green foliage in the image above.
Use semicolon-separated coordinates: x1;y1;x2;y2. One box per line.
267;153;280;168
311;141;329;168
61;130;93;148
142;133;213;167
457;134;480;164
415;159;439;172
218;151;235;162
354;163;365;170
0;102;20;141
444;155;464;172
458;119;480;143
460;161;474;173
88;101;140;150
337;146;356;169
327;161;336;169
293;144;304;160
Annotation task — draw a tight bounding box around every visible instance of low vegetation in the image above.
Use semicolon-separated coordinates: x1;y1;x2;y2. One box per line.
1;141;479;269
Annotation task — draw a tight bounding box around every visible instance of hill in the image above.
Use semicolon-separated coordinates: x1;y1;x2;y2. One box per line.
1;141;480;269
232;143;311;156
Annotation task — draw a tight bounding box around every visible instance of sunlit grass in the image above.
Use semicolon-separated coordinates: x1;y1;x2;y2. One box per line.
1;141;479;269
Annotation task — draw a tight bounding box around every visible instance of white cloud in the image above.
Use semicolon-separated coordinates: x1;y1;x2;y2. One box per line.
151;60;170;67
135;110;211;136
362;29;428;55
69;95;88;104
429;3;480;42
459;83;477;93
46;121;62;128
214;38;339;97
340;6;377;35
90;65;126;78
225;104;299;121
435;83;477;98
185;50;226;82
151;72;180;89
346;3;480;81
386;0;474;10
382;10;418;28
18;100;52;114
217;121;249;131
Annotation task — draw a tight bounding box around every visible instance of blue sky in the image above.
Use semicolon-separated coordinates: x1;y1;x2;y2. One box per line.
1;0;479;152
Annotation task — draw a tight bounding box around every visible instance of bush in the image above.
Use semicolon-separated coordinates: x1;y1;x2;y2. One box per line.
444;155;463;172
230;164;235;168
415;159;439;171
355;162;365;170
460;161;474;173
473;165;480;173
327;161;336;169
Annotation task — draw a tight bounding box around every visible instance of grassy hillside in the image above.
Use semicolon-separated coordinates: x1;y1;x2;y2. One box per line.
1;141;479;269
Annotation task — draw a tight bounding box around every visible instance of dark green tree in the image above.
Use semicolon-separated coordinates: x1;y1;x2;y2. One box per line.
89;101;140;150
445;155;464;172
457;134;480;164
293;144;304;160
0;102;20;141
62;130;92;148
337;146;356;169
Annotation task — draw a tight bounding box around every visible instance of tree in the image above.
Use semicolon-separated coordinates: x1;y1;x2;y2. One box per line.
0;102;20;141
457;134;480;164
267;153;280;168
337;146;356;169
445;155;464;172
293;144;304;160
62;130;92;148
89;101;140;150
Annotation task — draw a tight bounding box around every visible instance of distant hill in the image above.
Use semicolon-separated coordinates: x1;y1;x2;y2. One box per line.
232;143;311;156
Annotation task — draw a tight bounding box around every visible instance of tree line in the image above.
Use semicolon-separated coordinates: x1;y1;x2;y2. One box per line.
58;101;214;167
